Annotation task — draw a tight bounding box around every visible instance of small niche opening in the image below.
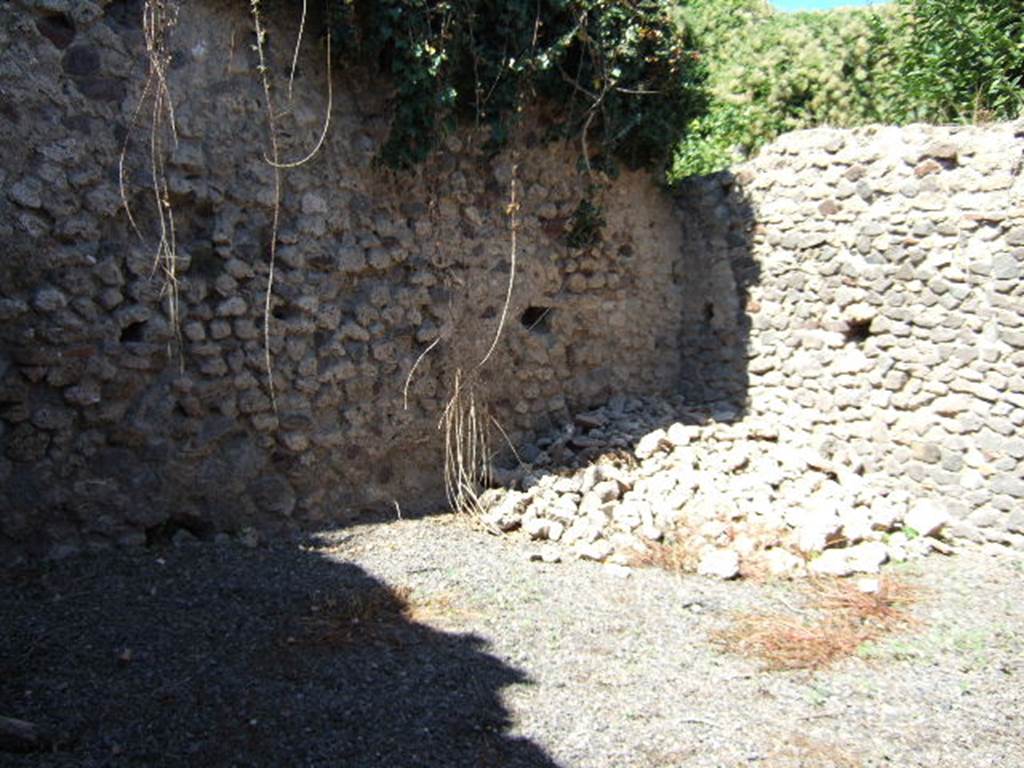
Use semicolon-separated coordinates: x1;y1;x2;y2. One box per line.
520;306;553;334
120;321;146;343
37;13;76;49
703;302;715;322
843;318;873;345
145;515;213;547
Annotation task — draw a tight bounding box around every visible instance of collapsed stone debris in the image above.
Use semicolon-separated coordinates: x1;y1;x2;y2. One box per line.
480;395;956;579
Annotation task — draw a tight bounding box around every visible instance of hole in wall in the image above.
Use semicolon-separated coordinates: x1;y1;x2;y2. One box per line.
843;319;872;345
520;306;553;334
62;45;101;78
120;321;146;343
145;515;213;547
37;13;76;49
703;302;715;322
314;329;331;349
144;520;176;547
0;101;20;126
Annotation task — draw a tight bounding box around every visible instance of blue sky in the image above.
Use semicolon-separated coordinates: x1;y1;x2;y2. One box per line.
773;0;886;10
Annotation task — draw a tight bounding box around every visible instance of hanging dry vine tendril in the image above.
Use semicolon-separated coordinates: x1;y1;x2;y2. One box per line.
439;159;518;514
267;5;334;170
474;161;518;373
441;369;491;517
249;0;283;414
287;0;307;103
121;0;182;355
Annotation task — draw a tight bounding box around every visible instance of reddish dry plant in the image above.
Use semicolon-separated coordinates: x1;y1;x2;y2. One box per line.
765;734;864;768
295;585;415;646
629;535;703;573
712;574;920;671
713;612;868;671
807;573;919;630
294;585;471;646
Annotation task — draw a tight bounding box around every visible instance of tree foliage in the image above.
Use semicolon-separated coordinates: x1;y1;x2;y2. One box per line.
670;0;896;179
324;0;707;172
669;0;1024;181
887;0;1024;124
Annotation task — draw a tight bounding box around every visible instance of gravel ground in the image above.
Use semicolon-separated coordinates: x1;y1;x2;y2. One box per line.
2;514;1022;767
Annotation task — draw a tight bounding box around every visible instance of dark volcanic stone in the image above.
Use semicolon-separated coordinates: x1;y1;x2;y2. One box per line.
62;46;100;77
36;14;76;49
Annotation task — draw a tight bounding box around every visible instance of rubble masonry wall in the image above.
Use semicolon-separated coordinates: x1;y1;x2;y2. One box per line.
676;123;1024;548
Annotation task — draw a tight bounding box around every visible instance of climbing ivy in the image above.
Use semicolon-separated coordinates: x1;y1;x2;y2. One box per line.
323;0;706;171
566;197;605;248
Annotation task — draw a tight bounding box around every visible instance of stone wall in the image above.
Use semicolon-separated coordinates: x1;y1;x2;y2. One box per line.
0;0;686;561
4;1;1023;564
676;123;1024;548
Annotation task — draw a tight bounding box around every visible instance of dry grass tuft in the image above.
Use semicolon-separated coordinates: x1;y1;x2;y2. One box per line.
712;574;920;671
404;591;477;626
713;612;866;671
293;585;472;646
629;535;702;574
764;734;863;768
808;574;919;630
297;585;413;646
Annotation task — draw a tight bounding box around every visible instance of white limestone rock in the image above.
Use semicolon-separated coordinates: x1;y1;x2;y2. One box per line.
666;422;695;447
480;489;529;532
905;499;950;538
522;515;565;542
809;548;854;577
635;429;669;460
576;539;613;562
844;541;889;574
697;548;741;580
764;548;805;577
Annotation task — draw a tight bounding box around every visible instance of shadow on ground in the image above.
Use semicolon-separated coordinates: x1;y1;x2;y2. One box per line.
0;543;559;767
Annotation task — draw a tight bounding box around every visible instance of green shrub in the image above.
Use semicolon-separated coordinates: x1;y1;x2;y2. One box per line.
670;0;898;181
670;0;1024;181
887;0;1024;123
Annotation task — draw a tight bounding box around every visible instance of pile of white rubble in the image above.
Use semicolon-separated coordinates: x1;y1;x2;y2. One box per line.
480;395;953;579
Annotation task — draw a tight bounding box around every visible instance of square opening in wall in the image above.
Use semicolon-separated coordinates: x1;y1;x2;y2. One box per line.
520;306;553;334
843;318;873;344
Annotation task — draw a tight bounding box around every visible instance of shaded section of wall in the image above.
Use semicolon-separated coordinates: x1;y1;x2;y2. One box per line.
0;1;686;561
677;123;1024;547
674;173;758;411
